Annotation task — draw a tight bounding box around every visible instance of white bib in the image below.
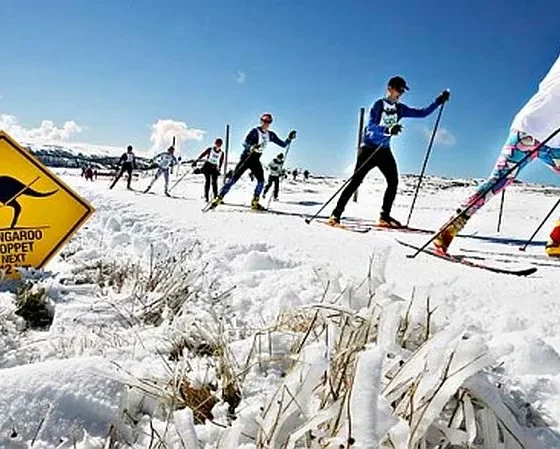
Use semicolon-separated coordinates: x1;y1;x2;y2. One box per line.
207;147;222;165
380;100;399;128
256;128;270;153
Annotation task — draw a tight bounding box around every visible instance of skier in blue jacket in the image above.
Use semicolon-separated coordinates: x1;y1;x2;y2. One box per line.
209;113;296;210
329;76;450;227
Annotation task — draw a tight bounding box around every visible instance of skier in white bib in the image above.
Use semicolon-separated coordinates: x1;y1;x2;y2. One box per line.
433;52;560;257
263;153;285;201
208;113;296;210
196;138;225;201
144;145;179;196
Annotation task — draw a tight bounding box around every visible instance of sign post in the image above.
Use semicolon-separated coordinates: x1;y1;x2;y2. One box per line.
352;107;365;202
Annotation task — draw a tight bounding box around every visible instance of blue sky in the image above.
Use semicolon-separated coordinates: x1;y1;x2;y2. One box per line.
1;0;559;184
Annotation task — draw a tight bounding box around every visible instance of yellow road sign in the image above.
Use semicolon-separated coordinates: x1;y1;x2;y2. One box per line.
0;131;94;279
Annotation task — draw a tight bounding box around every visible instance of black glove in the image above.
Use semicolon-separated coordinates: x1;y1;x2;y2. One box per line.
191;160;197;168
288;130;297;140
436;89;450;105
388;124;403;136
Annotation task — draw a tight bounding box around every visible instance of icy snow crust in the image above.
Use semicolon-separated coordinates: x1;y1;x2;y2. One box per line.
1;167;560;447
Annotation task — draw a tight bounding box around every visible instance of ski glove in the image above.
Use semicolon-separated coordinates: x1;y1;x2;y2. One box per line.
388;124;403;136
436;90;450;105
288;130;297;140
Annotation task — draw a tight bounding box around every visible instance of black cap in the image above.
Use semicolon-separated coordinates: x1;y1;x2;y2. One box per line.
388;76;409;91
127;145;133;151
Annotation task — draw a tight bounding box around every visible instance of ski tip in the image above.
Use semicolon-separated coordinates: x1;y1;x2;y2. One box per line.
304;218;311;224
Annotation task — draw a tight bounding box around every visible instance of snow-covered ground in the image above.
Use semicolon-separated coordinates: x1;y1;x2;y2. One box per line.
2;167;560;448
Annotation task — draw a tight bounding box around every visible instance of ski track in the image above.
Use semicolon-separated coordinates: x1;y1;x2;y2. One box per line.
2;169;560;446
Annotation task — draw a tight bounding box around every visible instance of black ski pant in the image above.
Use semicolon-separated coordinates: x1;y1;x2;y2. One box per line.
263;175;280;199
219;151;265;198
333;145;398;218
110;162;133;189
202;161;220;201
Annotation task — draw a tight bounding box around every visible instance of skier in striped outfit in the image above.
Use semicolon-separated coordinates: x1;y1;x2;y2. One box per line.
433;52;560;257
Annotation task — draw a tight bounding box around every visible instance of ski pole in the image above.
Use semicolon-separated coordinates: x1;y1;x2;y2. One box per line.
497;190;506;232
168;159;196;192
519;196;560;252
410;124;560;258
304;142;384;224
406;102;446;227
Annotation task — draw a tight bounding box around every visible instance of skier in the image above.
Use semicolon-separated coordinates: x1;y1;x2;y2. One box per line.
263;153;285;201
144;145;179;196
432;54;560;257
292;169;299;181
303;169;310;181
110;145;136;190
196;138;225;201
84;165;95;181
328;76;450;227
208;113;296;210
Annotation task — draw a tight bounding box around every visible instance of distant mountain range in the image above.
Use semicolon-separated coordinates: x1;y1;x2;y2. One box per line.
24;141;154;170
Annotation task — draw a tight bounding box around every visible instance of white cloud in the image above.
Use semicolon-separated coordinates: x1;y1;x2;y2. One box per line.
423;126;456;146
149;119;205;151
235;71;246;84
0;114;83;143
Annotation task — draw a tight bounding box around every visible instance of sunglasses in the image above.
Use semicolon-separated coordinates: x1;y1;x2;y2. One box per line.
261;117;273;124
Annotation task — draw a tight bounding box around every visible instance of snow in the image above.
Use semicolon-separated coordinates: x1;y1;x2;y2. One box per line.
2;165;560;447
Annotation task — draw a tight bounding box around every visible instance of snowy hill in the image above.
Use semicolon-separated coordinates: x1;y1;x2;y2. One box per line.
2;168;560;448
23;141;155;171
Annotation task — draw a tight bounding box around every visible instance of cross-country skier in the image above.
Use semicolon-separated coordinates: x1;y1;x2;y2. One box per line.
328;76;450;227
196;138;225;201
144;145;179;196
263;153;285;201
84;165;95;181
433;54;560;257
110;145;136;190
208;113;296;210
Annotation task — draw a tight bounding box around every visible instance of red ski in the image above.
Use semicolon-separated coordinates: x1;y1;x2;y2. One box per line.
396;239;537;276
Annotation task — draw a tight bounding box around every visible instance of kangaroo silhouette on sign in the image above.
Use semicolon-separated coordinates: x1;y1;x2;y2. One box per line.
0;176;58;228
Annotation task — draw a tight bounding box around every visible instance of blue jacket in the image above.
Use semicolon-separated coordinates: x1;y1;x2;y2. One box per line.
242;127;291;154
363;97;441;148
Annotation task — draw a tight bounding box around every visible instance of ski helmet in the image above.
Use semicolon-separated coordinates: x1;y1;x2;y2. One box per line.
388;76;409;92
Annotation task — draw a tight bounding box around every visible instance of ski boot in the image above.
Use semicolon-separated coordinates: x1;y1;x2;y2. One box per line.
327;214;341;227
433;215;468;254
208;195;223;210
545;219;560;257
378;212;402;228
251;196;266;211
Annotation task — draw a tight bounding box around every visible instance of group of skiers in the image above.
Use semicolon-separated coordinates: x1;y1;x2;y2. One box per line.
109;114;298;206
107;50;560;258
